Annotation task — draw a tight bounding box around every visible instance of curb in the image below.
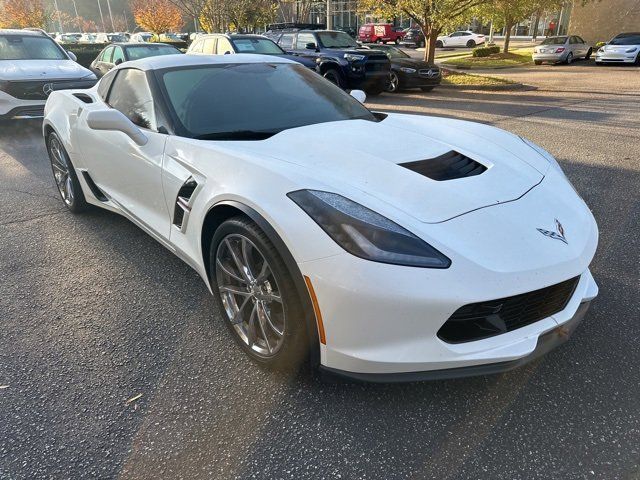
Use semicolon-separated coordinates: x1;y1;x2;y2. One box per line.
439;83;537;91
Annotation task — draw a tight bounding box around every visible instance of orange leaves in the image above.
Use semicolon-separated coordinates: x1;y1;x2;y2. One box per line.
1;0;50;29
132;0;183;35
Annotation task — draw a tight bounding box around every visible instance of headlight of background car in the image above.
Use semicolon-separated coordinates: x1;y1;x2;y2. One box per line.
288;190;451;268
399;67;417;74
344;53;365;62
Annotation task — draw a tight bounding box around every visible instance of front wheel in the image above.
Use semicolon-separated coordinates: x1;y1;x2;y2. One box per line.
534;60;542;65
435;40;442;48
211;217;307;369
46;132;89;213
322;68;344;89
386;72;400;93
585;48;592;60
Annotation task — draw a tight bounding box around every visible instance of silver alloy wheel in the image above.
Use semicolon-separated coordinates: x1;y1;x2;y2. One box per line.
49;136;74;206
215;233;286;357
387;72;399;93
566;52;573;64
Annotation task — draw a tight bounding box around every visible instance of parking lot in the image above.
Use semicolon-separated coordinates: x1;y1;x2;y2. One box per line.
1;67;639;479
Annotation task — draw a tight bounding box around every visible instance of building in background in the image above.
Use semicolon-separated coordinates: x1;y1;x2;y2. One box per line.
569;0;640;44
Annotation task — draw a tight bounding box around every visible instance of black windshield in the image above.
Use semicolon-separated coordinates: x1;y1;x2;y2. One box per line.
159;63;377;140
610;33;640;45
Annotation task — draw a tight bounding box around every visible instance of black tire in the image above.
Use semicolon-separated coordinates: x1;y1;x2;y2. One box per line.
435;40;442;48
534;60;542;65
386;72;400;93
394;38;400;45
322;68;344;89
566;52;573;64
210;216;308;370
585;48;592;60
635;52;640;65
420;86;434;92
466;39;476;48
375;38;382;44
46;131;89;213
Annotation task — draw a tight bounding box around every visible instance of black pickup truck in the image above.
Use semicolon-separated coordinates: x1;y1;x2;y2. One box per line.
269;29;391;95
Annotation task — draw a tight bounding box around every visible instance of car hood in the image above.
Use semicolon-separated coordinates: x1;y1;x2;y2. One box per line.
275;54;316;68
391;58;436;69
602;43;639;52
227;114;551;223
0;60;92;80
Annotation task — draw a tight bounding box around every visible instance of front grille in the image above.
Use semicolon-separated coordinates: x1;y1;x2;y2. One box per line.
400;150;486;181
4;79;95;100
419;68;440;78
438;276;580;343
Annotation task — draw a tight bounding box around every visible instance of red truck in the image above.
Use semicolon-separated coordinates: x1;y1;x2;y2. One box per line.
358;24;406;44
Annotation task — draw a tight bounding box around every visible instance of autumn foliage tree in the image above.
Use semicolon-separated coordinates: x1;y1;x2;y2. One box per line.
1;0;50;29
132;0;183;35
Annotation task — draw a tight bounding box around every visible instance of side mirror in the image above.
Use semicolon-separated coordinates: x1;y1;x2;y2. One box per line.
67;51;77;62
223;51;232;55
305;42;317;50
86;109;148;146
114;58;123;65
350;89;366;104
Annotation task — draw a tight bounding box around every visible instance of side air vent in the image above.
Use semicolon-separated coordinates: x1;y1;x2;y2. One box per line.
73;93;94;104
400;150;486;181
173;177;198;231
81;171;108;201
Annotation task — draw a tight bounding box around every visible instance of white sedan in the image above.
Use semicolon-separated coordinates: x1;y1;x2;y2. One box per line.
436;31;486;48
42;54;598;382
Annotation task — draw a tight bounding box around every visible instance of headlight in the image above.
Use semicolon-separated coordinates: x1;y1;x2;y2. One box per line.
288;190;451;268
344;53;365;62
399;67;416;73
625;47;638;53
81;72;97;80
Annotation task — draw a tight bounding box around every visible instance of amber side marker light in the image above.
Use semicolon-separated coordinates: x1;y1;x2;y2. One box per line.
304;275;326;345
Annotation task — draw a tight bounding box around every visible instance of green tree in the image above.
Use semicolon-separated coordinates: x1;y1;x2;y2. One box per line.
359;0;490;63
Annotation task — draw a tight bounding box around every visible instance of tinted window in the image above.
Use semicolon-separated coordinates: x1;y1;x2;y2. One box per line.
232;38;284;54
279;33;295;49
317;31;358;48
203;38;216;54
610;33;640;45
112;46;125;64
126;45;181;60
541;36;568;45
101;46;114;62
107;69;156;130
97;69;117;101
159;63;377;139
0;35;67;60
296;33;316;49
576;37;585;44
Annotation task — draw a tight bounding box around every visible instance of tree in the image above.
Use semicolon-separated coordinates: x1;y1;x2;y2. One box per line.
132;0;183;34
1;0;50;29
359;0;490;63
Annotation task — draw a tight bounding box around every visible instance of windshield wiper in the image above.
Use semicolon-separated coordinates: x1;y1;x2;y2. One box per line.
194;130;279;141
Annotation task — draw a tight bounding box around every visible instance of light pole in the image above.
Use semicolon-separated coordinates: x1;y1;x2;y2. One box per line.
106;0;115;32
53;0;63;33
326;0;332;29
97;0;106;32
72;0;81;32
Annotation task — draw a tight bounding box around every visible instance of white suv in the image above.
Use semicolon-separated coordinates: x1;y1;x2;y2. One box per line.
0;29;96;120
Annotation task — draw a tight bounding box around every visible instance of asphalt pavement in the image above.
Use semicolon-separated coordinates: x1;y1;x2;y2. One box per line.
0;72;639;479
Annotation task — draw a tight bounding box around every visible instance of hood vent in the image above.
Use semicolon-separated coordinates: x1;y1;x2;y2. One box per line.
400;151;486;181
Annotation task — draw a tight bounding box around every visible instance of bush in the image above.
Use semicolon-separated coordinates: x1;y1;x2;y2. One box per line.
472;45;501;57
62;44;105;68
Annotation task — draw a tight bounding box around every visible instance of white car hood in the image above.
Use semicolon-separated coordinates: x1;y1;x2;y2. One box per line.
0;60;91;80
602;44;639;52
229;114;548;223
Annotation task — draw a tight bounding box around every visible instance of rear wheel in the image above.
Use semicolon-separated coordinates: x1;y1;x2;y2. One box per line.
394;38;400;45
46;131;89;213
375;38;382;44
466;39;476;48
534;60;542;65
566;52;573;64
322;68;344;89
210;217;308;369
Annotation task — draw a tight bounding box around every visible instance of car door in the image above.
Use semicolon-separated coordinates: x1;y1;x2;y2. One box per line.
575;36;589;57
112;45;125;67
93;46;114;77
76;68;171;239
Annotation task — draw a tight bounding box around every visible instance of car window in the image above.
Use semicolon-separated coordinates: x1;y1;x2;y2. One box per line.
216;38;233;55
159;63;377;139
101;46;114;63
569;36;578;44
317;31;358;48
0;34;67;60
232;38;284;54
126;45;181;60
577;37;585;44
279;33;295;49
112;46;125;64
450;32;461;37
296;33;316;49
610;33;640;45
541;36;568;45
107;68;156;131
190;40;204;53
203;38;216;54
97;69;117;101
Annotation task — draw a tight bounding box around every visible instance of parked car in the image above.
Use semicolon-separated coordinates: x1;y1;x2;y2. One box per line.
54;33;80;44
595;32;640;65
358;24;406;44
533;36;592;64
0;29;96;120
79;33;97;43
42;53;599;381
96;32;128;43
187;34;317;70
365;44;441;93
90;42;182;77
400;29;425;48
129;32;152;43
272;29;390;94
436;31;485;48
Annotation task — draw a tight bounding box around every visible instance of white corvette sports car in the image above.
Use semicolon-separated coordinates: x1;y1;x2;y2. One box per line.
43;54;598;382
